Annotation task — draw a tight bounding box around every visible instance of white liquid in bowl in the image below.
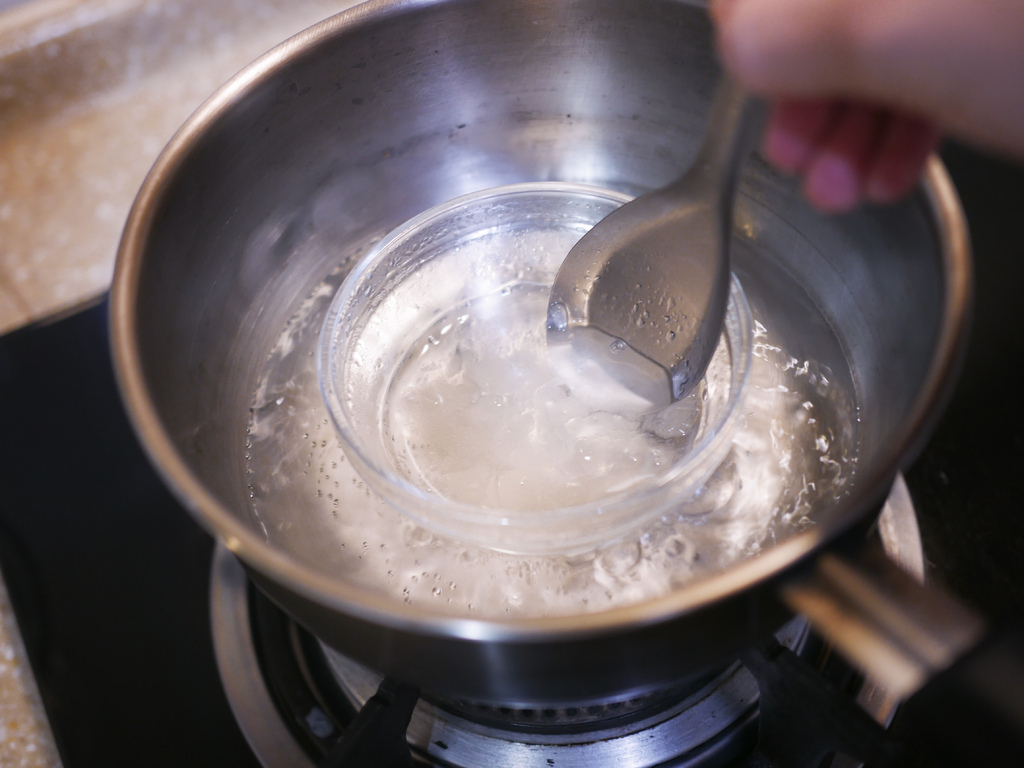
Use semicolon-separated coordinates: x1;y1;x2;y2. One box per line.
381;282;723;511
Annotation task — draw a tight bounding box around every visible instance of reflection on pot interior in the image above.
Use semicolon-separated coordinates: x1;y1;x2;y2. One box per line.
244;184;859;620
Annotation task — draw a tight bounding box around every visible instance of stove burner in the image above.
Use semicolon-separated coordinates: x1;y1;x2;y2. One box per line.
426;679;724;734
323;639;766;767
211;478;922;768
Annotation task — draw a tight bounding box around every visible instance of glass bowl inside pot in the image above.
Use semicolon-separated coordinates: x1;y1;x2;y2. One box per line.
318;183;752;555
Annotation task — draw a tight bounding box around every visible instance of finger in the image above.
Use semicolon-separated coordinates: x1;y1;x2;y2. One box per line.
802;104;886;212
762;99;843;175
714;0;1024;161
865;115;942;204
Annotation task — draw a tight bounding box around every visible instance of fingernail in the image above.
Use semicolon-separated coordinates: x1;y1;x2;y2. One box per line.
764;124;811;174
804;155;861;213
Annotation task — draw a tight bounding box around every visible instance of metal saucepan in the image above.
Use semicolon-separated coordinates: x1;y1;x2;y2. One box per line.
111;0;980;719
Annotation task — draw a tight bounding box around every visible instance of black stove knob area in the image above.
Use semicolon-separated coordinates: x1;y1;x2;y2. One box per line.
0;301;260;768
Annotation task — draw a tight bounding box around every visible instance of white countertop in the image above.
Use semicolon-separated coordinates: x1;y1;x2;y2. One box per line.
0;0;363;335
0;0;362;762
0;579;60;768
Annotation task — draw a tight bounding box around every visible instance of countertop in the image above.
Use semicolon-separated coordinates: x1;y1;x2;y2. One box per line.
0;1;359;764
0;578;59;767
0;0;364;336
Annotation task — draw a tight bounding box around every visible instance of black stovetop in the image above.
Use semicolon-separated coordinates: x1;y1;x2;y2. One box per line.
1;143;1023;768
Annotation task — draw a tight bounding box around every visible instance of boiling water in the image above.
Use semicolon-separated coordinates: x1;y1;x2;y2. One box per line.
245;241;858;619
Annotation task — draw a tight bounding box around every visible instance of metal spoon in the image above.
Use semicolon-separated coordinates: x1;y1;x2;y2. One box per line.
547;78;764;400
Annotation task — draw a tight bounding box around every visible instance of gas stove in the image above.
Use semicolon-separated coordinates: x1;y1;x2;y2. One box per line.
2;143;1023;768
209;490;916;768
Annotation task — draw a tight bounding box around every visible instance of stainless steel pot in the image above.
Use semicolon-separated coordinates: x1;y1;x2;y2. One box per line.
111;0;972;708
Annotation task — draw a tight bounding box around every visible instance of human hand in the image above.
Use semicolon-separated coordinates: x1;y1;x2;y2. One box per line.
756;99;940;212
712;0;1024;211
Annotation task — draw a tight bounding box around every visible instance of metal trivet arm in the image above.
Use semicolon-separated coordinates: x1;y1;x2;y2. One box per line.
320;676;421;768
741;637;898;767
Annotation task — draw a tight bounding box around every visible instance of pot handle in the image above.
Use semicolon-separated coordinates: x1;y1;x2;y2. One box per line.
781;540;1024;766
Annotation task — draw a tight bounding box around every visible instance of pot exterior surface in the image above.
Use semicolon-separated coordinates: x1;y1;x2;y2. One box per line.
112;0;969;701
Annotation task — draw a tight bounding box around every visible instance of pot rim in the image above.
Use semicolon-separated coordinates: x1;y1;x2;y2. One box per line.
110;0;973;645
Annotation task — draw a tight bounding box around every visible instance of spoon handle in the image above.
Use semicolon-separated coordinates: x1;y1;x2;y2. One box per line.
671;76;767;213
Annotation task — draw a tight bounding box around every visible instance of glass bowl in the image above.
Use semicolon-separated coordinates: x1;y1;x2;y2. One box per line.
318;182;752;555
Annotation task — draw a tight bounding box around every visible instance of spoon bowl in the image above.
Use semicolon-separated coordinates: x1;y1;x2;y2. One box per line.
547;78;763;399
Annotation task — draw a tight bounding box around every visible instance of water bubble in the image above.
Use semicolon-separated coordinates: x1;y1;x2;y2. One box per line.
403;525;434;547
546;301;569;332
609;338;627;354
596;541;641;577
663;534;694;559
